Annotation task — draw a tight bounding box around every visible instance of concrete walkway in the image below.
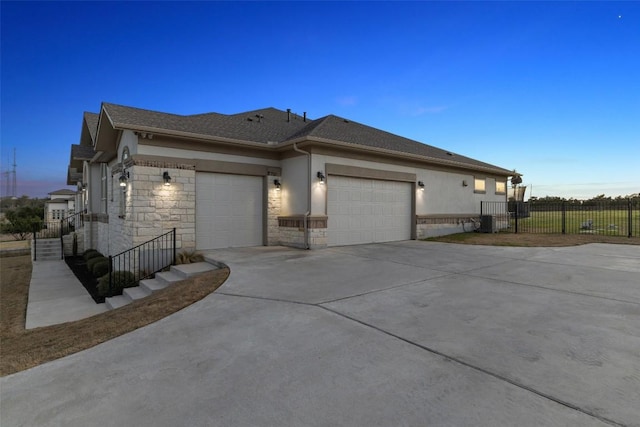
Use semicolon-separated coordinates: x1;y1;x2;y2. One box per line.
26;260;108;329
3;242;639;426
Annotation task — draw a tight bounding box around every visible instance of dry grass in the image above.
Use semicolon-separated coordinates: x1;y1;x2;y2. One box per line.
426;232;640;246
0;255;229;376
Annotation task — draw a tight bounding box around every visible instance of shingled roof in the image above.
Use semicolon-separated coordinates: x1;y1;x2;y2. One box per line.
97;103;511;175
285;115;509;173
102;103;310;144
84;112;99;143
67;144;97;185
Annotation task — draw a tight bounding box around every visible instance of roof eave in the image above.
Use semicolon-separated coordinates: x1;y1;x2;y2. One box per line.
112;123;274;150
278;137;513;176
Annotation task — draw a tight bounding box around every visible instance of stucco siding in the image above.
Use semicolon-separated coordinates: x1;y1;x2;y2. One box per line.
137;145;281;168
280;155;308;216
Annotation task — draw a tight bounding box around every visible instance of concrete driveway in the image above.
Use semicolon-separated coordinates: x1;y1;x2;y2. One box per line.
2;241;639;426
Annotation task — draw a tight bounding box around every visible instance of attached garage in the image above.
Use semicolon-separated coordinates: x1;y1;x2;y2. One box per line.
196;173;264;250
327;175;412;246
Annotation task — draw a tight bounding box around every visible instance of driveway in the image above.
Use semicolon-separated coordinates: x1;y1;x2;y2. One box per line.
2;241;639;426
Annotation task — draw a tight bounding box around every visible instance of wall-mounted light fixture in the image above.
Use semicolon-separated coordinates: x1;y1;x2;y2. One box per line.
163;171;172;186
119;171;129;188
462;180;468;187
274;179;281;190
417;181;425;190
317;171;326;184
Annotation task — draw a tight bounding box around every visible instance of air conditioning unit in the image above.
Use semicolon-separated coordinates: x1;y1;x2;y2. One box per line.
480;215;497;233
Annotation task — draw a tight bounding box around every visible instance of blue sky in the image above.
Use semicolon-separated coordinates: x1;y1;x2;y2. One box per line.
1;1;638;199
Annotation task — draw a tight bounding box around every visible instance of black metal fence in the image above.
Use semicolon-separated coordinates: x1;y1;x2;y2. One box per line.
107;228;176;297
32;211;86;260
480;199;639;237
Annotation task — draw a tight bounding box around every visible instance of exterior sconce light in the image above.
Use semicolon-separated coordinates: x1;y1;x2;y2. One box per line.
119;171;129;188
163;171;172;186
462;180;468;187
417;181;425;190
317;171;326;184
274;179;281;190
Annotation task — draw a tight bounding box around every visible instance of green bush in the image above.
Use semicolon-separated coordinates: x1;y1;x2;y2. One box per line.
90;258;110;278
84;250;103;261
86;256;107;272
97;271;137;297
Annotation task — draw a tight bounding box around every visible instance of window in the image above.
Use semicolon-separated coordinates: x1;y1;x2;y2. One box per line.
496;181;506;194
101;164;108;214
474;177;486;193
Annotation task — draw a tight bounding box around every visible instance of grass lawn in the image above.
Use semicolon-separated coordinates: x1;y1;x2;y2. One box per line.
489;209;640;236
0;255;229;377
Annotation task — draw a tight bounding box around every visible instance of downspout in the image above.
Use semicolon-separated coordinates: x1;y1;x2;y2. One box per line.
293;143;311;249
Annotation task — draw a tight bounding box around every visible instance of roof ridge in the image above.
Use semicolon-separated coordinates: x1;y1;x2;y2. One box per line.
102;102;189;118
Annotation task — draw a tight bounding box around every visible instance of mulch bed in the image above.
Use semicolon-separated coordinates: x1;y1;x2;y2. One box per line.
64;256;105;303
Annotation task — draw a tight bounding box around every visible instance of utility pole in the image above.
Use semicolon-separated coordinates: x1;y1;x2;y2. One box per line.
11;148;17;199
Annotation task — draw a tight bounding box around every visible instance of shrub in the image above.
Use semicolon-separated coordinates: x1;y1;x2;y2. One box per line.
176;250;205;265
97;271;137;297
86;256;107;273
90;258;110;278
83;249;102;261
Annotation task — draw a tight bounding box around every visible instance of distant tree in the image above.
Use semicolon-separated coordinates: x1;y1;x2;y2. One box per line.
1;206;44;240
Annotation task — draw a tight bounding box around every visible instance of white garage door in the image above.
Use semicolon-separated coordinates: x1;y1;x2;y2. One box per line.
196;173;263;250
328;176;412;246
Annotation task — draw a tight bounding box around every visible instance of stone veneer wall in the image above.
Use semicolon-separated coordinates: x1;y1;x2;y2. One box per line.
128;163;196;252
63;231;85;256
267;180;281;246
278;215;328;249
416;213;510;238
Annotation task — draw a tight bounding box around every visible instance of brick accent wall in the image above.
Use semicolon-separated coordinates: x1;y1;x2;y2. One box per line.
415;214;510;238
278;215;328;248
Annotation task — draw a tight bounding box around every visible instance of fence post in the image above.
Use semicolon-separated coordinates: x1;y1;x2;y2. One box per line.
480;201;483;217
60;219;64;259
515;202;519;234
172;228;177;265
629;198;633;238
562;201;566;235
108;255;113;298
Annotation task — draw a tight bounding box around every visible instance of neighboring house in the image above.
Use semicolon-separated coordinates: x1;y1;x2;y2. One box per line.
45;189;76;221
66;102;515;256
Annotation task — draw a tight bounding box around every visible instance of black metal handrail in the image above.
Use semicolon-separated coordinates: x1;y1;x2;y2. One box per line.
107;228;177;297
32;210;86;261
32;220;61;261
61;210;85;235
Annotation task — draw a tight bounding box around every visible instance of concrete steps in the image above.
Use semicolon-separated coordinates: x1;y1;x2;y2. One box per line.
33;238;62;261
105;260;221;310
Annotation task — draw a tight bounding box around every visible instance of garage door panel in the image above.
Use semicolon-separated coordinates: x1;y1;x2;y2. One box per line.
328;175;411;246
196;173;263;250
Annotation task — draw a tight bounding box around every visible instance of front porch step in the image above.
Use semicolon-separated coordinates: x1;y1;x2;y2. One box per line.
123;286;151;301
34;239;62;260
155;270;184;285
104;261;222;310
171;262;219;279
105;295;130;310
140;278;169;293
